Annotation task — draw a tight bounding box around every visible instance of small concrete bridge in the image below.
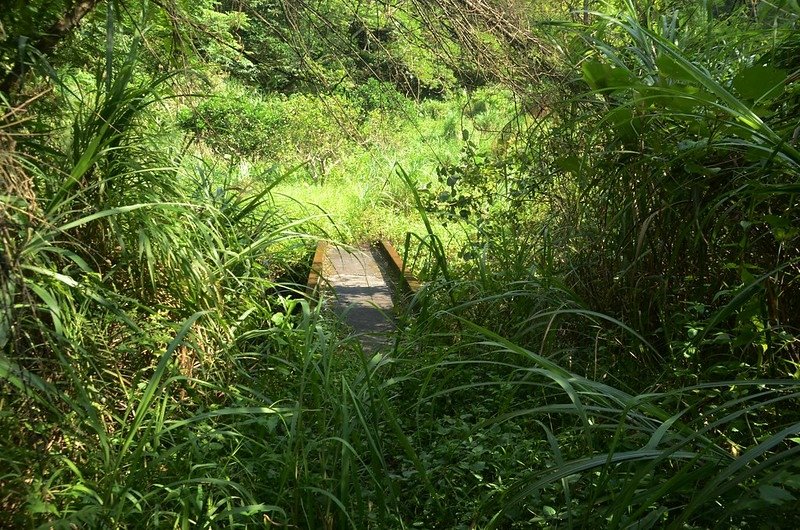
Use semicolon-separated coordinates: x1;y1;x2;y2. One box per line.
306;240;420;351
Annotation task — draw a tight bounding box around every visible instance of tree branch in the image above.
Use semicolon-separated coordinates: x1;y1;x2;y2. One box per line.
1;0;104;96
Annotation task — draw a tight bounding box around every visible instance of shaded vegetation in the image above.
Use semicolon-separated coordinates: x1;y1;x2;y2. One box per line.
2;0;800;528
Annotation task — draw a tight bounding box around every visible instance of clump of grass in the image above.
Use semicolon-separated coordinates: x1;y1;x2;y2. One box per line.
0;34;367;527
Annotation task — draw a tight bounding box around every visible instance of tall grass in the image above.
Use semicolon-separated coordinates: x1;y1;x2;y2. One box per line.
439;0;800;379
379;2;800;527
4;1;800;528
0;29;364;527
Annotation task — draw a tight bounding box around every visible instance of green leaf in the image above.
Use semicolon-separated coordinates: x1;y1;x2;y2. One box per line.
27;498;59;515
582;60;633;91
642;84;714;112
733;65;787;102
556;155;581;174
21;265;79;288
764;214;799;241
758;485;796;505
657;54;695;83
607;107;638;141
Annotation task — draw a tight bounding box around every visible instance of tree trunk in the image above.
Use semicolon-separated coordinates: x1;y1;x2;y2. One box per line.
1;0;104;96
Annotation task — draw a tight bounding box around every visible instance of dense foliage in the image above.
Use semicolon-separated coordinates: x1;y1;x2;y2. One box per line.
2;0;800;528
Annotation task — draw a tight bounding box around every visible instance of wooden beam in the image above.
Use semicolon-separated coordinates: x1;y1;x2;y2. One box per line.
378;240;421;294
305;240;328;301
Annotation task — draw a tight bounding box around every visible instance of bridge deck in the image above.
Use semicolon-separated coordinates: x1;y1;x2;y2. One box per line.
323;245;397;351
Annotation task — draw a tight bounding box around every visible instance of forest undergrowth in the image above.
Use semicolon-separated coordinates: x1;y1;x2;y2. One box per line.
2;0;800;528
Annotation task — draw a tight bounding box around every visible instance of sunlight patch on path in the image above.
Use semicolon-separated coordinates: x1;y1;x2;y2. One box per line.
324;245;396;352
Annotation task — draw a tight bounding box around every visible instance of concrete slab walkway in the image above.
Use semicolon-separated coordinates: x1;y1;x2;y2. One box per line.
323;245;396;351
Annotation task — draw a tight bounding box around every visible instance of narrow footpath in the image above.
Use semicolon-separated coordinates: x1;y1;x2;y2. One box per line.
323;245;397;351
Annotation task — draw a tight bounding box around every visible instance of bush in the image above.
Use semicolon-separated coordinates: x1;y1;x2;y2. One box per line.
348;77;411;114
178;85;288;159
179;85;361;180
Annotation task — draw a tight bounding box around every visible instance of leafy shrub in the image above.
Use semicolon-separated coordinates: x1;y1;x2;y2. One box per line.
348;77;411;114
180;85;360;179
465;86;516;131
178;85;288;159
